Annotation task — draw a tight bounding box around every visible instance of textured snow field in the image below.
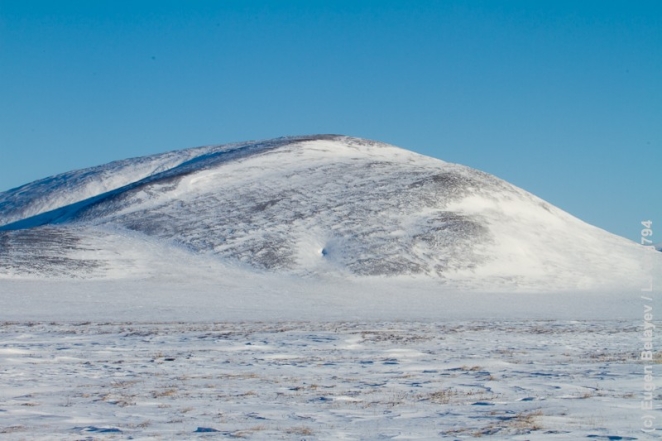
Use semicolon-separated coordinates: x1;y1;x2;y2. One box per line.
0;319;658;440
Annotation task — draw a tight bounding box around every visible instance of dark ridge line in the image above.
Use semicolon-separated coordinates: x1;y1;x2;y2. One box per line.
0;135;343;232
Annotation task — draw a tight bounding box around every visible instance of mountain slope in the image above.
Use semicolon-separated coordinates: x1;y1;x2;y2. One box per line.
1;135;659;291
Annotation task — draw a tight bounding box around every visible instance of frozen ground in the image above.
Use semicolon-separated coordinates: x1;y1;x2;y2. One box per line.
1;276;660;439
0;319;659;440
1;255;659;441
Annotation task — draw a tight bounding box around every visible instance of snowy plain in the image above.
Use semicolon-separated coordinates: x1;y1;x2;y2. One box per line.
1;271;660;440
0;318;656;440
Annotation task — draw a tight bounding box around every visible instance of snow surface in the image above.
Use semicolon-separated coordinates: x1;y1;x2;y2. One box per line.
0;320;658;439
1;135;660;291
1;135;660;439
0;145;222;227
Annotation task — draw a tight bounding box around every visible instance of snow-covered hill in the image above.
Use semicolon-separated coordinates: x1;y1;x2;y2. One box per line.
0;135;659;291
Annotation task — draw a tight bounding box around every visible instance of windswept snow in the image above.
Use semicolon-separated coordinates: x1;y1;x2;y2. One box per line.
0;320;656;440
0;135;659;291
0;146;217;227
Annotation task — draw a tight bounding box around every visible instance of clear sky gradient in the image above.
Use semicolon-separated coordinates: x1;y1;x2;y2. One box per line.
1;1;660;242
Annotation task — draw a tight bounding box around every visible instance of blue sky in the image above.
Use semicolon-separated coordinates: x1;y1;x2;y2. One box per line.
1;0;660;242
